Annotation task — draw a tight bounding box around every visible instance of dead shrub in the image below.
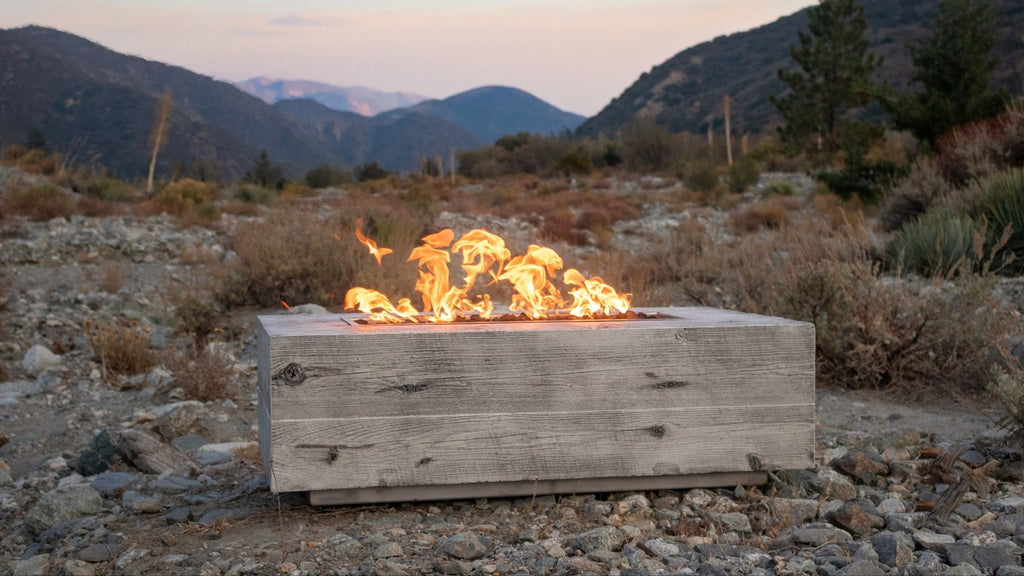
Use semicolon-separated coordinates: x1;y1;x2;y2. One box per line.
85;319;155;378
7;184;76;221
216;209;422;309
98;263;126;294
728;199;792;233
169;288;221;347
165;347;234;402
991;345;1024;433
77;196;126;218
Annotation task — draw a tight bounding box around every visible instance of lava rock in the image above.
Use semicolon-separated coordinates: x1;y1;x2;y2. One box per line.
827;500;885;536
832;450;889;484
76;430;123;476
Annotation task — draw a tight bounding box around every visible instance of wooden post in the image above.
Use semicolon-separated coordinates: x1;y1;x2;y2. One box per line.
449;148;456;184
724;95;733;167
707;119;713;156
742;133;749;156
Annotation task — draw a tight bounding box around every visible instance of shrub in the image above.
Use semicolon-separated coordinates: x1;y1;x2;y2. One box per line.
937;100;1024;186
216;210;422;309
558;147;591;175
356;162;390;182
97;263;126;294
229;184;275;205
816;159;906;203
305;164;351;188
145;178;221;223
976;167;1024;274
85;319;155;379
762;181;798;197
170;291;221;347
729;199;792;233
727;156;761;193
889;211;984;277
682;158;719;194
7;184;76;221
991;349;1024;434
879;158;951;232
85;177;135;202
165;347;233;401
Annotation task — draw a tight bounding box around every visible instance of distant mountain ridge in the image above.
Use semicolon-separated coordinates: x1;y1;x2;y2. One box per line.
0;26;586;177
579;0;1024;138
237;77;430;116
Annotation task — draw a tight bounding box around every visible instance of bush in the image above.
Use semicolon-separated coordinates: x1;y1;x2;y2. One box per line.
816;159;906;203
85;178;135;202
879;158;951;232
145;179;221;223
165;347;233;402
170;291;221;347
682;157;719;194
85;319;155;379
890;211;984;277
937;100;1024;186
229;184;275;205
7;184;76;221
216;210;422;309
729;199;793;233
976;168;1024;274
727;156;761;193
558;147;591;175
991;350;1024;434
305;164;351;188
762;181;798;197
356;162;390;182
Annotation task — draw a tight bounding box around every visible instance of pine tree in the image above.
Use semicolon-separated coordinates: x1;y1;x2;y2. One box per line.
886;0;1008;146
770;0;882;161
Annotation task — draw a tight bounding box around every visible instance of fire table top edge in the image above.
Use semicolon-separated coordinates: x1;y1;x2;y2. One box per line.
258;306;813;336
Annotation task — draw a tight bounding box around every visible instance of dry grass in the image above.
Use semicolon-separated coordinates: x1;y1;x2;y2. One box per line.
728;198;796;233
216;209;423;309
85;319;155;379
97;262;126;294
165;347;234;402
7;184;76;221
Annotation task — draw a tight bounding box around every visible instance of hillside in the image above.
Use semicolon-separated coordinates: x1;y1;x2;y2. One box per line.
389;86;586;144
0;26;332;179
273;99;483;172
237;77;429;116
578;0;1024;138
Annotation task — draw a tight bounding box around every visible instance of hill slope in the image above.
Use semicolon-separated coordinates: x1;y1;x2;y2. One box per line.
0;26;334;179
389;86;586;144
578;0;1024;137
273;99;483;172
237;77;429;116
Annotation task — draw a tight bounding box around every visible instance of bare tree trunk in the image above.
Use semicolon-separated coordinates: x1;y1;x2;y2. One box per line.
724;95;733;166
147;91;174;196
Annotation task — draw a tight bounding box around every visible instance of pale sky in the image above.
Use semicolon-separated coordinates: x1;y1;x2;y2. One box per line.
0;0;815;116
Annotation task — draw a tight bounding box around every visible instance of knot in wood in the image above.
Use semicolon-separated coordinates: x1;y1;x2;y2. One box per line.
275;362;306;386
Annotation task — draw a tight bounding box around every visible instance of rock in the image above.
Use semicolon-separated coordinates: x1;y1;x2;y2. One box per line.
956;503;984;521
944;543;978;567
904;551;949;576
943;564;984;576
25;485;103;535
130;495;162;513
643;538;680;557
974;544;1022;572
826;501;884;536
171;434;207;453
90;472;136;498
836;559;886;575
373;542;403;558
832;450;889;484
164;506;192;525
153;475;202;494
768;498;818;524
573;526;625;553
869;532;913;568
989;497;1024;514
915;530;957;551
198;507;251;525
64;559;96;576
374;559;409;576
997;567;1024;576
13;554;52;576
287;304;329;315
878;498;906;515
887;512;926;532
154;403;204;441
717;512;751;532
77;543;116;563
817;469;858;500
22;344;61;376
436;531;492;560
76;430;123;476
115;428;194;476
792;524;853;546
194;441;257;466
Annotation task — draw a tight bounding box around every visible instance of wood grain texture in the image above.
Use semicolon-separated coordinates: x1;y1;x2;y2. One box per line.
268;404;813;492
308;471;768;506
262;310;814;420
257;307;816;496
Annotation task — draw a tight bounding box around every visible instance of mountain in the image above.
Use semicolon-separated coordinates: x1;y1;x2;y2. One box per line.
388;86;586;144
0;26;333;179
272;99;483;172
237;77;429;116
578;0;1024;138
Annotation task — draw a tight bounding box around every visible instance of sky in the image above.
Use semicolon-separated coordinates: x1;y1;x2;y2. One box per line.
0;0;816;116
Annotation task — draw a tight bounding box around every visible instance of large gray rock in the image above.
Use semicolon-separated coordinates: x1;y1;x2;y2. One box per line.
22;344;61;376
25;485;103;535
436;531;492;560
573;526;625;553
870;532;913;568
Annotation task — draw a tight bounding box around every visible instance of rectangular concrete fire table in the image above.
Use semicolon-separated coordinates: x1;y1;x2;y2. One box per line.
257;307;815;505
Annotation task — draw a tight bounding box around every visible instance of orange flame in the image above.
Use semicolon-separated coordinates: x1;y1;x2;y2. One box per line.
343;227;632;322
354;217;393;266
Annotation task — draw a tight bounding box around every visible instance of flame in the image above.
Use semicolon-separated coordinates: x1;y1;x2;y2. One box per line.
343;226;632;322
354;217;393;266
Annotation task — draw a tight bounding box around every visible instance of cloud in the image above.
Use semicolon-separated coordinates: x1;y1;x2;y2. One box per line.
268;13;347;27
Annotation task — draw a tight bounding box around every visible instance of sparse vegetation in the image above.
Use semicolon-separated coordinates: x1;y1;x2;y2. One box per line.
165;346;234;401
85;319;155;379
7;184;76;221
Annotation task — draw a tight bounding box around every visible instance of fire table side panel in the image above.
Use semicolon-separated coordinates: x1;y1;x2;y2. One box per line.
268;404;814;493
262;319;814;420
